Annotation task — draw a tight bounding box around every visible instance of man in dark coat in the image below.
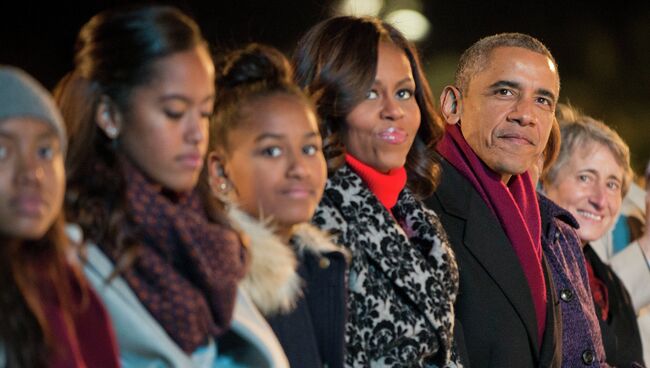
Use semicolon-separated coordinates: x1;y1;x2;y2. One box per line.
425;33;565;367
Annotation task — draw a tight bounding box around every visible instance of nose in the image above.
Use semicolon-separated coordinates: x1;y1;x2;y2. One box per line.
287;150;309;179
588;183;607;210
508;98;536;126
380;96;404;121
16;153;44;187
185;111;207;144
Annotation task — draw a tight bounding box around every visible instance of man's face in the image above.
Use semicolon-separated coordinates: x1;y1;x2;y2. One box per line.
457;46;560;183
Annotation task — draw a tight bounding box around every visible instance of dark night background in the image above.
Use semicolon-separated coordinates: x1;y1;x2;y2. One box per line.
2;0;649;174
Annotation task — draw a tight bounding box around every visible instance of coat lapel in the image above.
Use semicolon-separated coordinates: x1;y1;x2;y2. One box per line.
436;159;540;355
327;165;453;333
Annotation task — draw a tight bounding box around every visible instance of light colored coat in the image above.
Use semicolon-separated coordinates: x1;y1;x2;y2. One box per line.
81;230;285;367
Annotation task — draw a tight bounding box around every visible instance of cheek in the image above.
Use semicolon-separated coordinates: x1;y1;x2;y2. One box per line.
345;108;376;137
311;156;328;197
406;101;421;131
544;182;573;208
197;120;209;155
229;162;277;214
608;197;622;215
0;170;11;199
558;186;582;208
49;161;66;203
123;126;173;169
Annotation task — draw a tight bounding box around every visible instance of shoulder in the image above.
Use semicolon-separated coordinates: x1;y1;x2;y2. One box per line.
293;222;349;260
425;158;474;218
312;172;356;234
538;193;579;230
228;207;302;317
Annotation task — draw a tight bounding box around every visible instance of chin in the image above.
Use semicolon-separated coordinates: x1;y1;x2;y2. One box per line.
164;178;200;193
578;229;605;244
7;223;50;240
493;156;533;176
377;158;407;173
277;210;315;229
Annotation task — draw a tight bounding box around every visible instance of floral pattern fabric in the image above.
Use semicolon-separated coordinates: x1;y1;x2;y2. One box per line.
312;164;461;367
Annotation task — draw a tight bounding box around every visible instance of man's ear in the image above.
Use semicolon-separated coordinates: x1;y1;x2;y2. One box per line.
95;96;122;139
440;85;463;125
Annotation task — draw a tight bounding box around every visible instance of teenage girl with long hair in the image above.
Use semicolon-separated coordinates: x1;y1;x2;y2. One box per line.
54;5;247;366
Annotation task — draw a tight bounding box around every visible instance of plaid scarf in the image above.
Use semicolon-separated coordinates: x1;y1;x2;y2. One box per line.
115;161;247;353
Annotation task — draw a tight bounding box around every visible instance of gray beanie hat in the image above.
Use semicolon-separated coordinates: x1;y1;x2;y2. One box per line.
0;66;67;153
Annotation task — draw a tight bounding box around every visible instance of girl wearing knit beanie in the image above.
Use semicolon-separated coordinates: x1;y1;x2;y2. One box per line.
0;66;120;368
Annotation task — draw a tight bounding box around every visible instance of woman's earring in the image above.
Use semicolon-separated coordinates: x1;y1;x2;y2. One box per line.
214;165;234;201
105;125;118;139
218;180;230;192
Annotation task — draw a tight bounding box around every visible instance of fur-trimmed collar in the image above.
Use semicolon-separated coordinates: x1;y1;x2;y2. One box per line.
228;207;345;317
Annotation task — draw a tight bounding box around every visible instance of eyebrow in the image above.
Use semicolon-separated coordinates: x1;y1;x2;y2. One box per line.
580;168;622;182
0;128;59;141
373;77;415;87
254;131;320;143
159;93;215;104
254;133;284;143
489;80;557;103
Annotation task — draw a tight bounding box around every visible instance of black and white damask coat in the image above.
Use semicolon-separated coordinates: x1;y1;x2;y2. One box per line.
312;164;461;367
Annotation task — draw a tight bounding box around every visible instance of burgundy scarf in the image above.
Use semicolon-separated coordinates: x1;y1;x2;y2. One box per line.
437;124;547;344
112;161;248;353
39;265;120;368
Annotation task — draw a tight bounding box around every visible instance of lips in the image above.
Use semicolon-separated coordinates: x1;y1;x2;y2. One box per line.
378;127;407;144
497;132;534;145
11;194;48;216
281;186;316;199
176;152;203;169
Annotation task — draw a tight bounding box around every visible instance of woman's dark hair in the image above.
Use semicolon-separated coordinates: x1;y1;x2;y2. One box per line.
292;16;443;198
0;215;81;367
54;5;224;271
211;43;315;154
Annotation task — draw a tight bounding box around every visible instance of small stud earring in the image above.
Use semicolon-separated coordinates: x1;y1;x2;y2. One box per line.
105;126;118;139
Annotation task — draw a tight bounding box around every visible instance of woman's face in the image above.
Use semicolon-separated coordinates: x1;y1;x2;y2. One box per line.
0;117;65;240
344;41;420;173
545;142;624;244
118;45;215;192
210;94;326;236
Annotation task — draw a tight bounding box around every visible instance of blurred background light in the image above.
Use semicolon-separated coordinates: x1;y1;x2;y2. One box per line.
337;0;384;16
385;9;431;42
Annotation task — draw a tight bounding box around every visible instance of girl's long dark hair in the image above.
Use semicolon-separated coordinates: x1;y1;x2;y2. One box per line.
54;5;228;273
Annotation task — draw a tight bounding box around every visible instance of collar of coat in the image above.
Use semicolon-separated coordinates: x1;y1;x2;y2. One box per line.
316;164;459;364
228;206;347;317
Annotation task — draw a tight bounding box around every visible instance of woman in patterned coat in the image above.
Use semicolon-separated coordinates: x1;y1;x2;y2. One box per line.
293;16;461;367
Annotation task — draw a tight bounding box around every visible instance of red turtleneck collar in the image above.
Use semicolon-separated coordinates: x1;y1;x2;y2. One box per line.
345;154;407;211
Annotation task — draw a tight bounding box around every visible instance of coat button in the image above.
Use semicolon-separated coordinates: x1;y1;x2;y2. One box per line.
319;257;331;269
581;349;595;365
560;289;574;302
554;232;560;241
